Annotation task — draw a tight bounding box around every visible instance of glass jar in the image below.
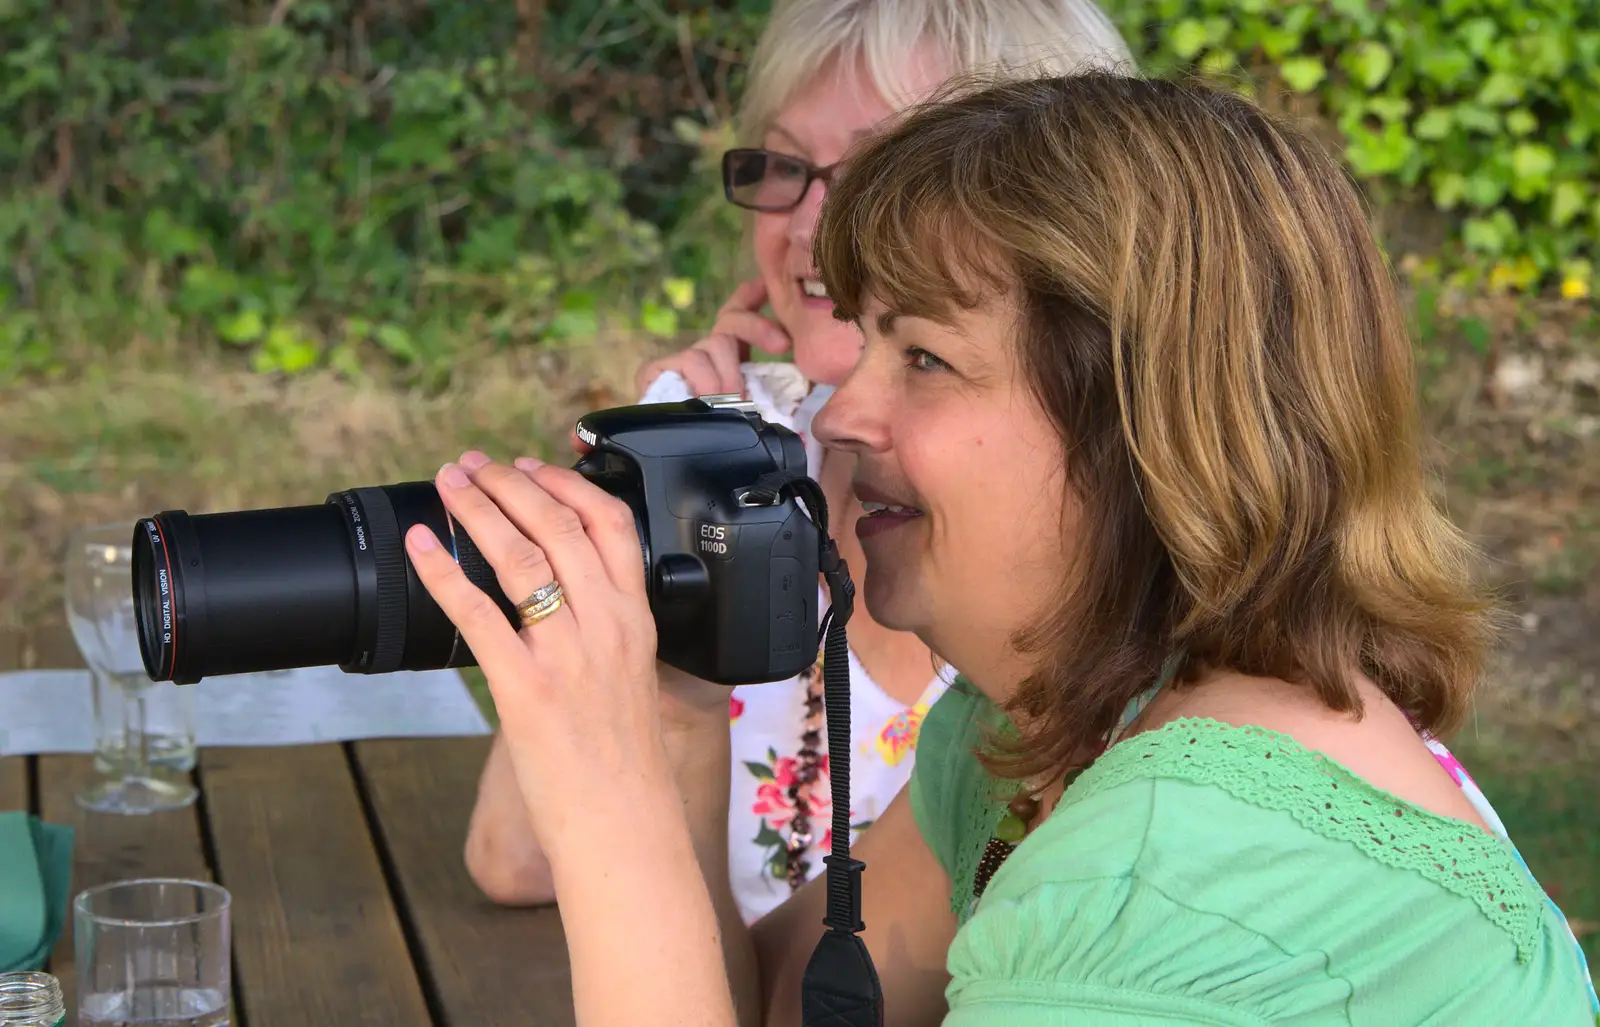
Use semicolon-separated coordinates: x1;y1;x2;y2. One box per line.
0;972;65;1027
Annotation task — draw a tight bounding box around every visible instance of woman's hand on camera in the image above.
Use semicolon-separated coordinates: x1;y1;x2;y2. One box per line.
409;452;740;1027
404;451;706;844
634;278;791;397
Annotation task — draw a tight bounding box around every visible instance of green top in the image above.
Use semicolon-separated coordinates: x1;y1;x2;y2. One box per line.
909;683;1595;1026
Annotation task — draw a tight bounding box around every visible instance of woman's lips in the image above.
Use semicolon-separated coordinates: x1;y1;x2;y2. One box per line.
855;509;922;540
855;491;925;541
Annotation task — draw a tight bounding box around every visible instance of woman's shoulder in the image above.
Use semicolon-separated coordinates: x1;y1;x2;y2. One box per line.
951;722;1593;1025
991;718;1551;959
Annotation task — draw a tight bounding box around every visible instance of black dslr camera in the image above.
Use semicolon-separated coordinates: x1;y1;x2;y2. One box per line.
131;396;822;687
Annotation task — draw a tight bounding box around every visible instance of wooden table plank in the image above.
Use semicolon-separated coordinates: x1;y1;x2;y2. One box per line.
26;623;215;1014
0;628;28;811
0;758;25;812
38;755;213;1011
200;744;433;1025
354;737;575;1027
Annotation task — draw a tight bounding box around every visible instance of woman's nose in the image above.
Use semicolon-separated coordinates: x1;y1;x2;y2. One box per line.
786;180;827;249
812;359;891;455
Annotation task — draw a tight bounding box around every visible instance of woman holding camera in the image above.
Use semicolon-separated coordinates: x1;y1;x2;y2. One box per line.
411;72;1596;1025
462;0;1134;924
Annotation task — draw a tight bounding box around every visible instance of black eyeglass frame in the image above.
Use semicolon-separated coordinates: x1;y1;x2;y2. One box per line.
721;147;841;213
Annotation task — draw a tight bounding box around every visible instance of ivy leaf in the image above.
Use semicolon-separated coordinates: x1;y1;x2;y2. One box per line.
1345;41;1393;90
373;323;419;363
1199;50;1236;76
1328;0;1373;25
142;209;204;262
753;822;783;847
1366;97;1410;124
662;277;696;310
1452;105;1500;135
744;761;775;781
1503;109;1538;138
216;309;264;346
263;323;319;374
1462;214;1513;255
1550;181;1588;228
1167;18;1209;60
1344;121;1415;177
640;301;678;337
1413;107;1454;141
1259;27;1303;61
1477;71;1524;107
1430;171;1467;210
1510;143;1556;199
548;290;599;340
1464;175;1507;209
1416;46;1472;87
1459;17;1498;58
1279;56;1327;93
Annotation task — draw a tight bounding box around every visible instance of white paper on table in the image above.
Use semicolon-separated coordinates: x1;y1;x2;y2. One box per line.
0;670;96;756
0;665;490;757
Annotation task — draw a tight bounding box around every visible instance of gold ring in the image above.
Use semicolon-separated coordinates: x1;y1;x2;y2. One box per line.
516;583;565;626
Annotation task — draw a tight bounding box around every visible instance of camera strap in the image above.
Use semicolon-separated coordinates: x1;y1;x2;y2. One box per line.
745;472;884;1027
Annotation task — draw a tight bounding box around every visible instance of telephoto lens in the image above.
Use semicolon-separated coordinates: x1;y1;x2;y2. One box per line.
131;483;527;684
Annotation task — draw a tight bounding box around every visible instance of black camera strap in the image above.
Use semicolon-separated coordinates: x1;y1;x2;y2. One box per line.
745;472;884;1027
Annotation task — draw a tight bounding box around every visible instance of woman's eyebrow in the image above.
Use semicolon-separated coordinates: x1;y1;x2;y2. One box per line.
765;124;808;156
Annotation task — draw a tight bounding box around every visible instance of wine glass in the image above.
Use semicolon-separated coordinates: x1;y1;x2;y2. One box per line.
65;524;198;814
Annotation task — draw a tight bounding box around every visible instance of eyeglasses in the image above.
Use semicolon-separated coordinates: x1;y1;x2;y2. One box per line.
722;148;839;213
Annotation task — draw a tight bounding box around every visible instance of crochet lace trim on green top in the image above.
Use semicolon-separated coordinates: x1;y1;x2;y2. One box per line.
1064;718;1543;963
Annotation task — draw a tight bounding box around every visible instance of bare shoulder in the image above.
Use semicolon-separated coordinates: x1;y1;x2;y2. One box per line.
1143;670;1491;831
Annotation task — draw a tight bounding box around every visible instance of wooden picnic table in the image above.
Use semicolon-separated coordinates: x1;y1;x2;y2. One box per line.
0;623;576;1026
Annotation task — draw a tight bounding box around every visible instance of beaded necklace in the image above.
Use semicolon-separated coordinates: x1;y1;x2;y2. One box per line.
782;659;827;891
970;669;1170;904
971;757;1098;901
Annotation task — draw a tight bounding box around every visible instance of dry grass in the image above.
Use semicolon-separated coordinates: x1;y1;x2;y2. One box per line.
0;332;671;629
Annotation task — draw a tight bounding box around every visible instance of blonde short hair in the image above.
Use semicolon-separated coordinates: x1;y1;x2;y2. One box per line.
738;0;1135;143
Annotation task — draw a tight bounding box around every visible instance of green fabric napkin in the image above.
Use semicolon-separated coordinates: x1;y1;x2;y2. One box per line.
0;812;73;973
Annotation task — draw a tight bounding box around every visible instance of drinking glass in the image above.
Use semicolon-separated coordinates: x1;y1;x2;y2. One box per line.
74;880;230;1027
64;525;197;814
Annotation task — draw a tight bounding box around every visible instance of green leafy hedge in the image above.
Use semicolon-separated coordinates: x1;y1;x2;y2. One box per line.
1108;0;1600;300
5;0;1594;382
0;1;760;380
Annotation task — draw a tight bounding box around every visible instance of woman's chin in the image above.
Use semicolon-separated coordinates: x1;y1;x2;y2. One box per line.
859;570;919;634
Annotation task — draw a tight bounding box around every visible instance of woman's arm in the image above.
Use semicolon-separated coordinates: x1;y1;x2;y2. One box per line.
541;723;743;1027
544;760;959;1027
463;731;556;905
585;697;958;1027
409;454;954;1025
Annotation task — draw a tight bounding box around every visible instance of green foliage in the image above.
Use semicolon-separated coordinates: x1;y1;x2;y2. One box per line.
0;0;762;380
1106;0;1600;300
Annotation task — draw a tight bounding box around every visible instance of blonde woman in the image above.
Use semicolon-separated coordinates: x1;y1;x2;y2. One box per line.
463;0;1134;924
413;73;1595;1024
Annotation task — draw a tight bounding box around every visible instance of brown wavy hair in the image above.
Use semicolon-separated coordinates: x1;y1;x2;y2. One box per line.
814;72;1493;779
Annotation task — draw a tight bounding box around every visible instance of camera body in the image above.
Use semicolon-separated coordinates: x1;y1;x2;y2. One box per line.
132;396;821;687
575;396;819;684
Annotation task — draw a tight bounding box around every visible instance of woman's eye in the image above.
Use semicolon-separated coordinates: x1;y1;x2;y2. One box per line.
906;347;950;372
